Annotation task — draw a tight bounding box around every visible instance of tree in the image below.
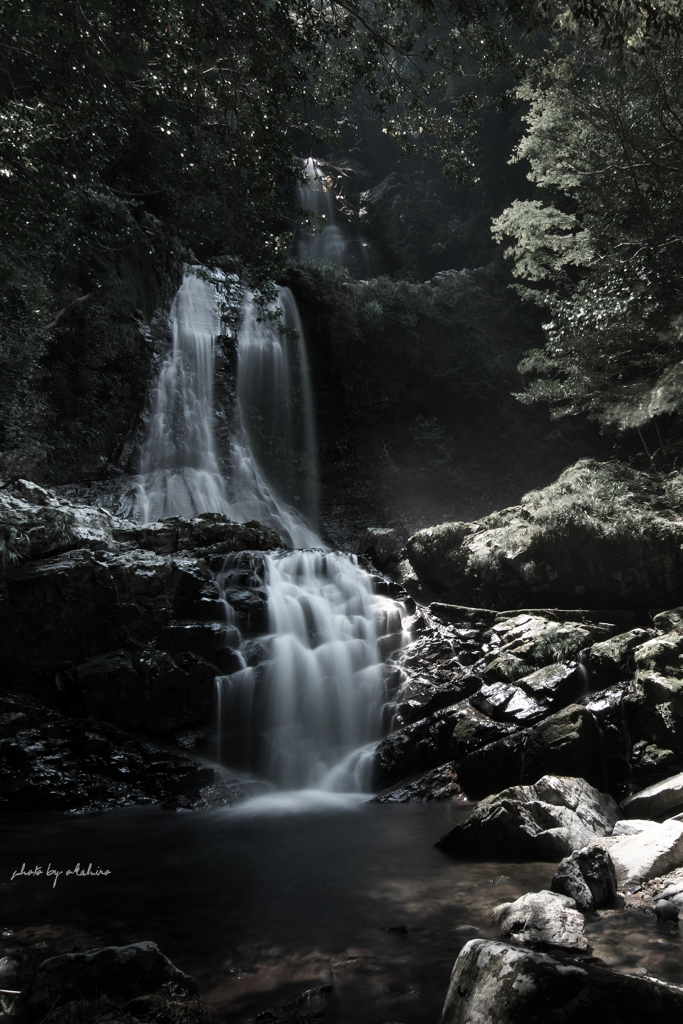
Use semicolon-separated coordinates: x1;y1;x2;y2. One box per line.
491;34;683;449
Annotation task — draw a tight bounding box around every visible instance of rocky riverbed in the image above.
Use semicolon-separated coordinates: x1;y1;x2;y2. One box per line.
6;456;683;1020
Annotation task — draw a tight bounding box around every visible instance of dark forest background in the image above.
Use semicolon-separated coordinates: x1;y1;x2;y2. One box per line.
2;0;682;530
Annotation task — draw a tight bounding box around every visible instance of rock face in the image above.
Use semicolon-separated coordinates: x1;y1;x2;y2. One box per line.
551;843;617;911
588;628;656;683
0;484;282;720
627;636;683;756
439;938;683;1024
621;771;683;819
408;459;683;610
0;686;267;814
610;820;683;887
491;890;588;951
456;704;605;800
436;775;620;860
359;527;399;570
23;941;198;1020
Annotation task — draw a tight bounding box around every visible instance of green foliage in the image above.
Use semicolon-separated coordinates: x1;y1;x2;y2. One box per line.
492;35;683;439
520;457;676;538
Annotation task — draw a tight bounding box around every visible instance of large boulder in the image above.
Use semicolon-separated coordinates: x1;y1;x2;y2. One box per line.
436;775;620;860
23;941;197;1020
371;700;515;791
439;938;683;1024
587;628;656;685
408;459;683;610
490;890;588;951
627;635;683;754
550;843;617;911
610;820;683;887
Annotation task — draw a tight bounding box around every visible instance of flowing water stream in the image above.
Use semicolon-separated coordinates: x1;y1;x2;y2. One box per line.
136;263;400;793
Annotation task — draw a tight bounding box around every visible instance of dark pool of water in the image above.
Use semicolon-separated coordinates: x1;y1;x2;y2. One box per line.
1;793;680;1023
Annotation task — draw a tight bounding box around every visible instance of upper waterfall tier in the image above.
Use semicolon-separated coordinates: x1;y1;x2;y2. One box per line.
296;158;349;266
137;274;230;523
136;273;318;548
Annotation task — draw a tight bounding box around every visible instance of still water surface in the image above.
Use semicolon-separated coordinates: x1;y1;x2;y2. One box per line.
2;797;681;1022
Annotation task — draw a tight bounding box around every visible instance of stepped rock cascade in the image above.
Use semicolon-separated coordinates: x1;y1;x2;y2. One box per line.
216;550;403;790
296;157;349;265
137;268;403;792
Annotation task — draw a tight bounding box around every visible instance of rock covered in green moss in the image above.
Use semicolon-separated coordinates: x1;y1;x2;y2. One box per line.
407;459;683;609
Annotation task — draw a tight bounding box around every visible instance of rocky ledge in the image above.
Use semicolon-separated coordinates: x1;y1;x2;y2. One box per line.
0;479;283;813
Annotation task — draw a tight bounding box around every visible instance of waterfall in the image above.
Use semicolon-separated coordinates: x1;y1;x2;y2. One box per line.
136;274;231;522
137;267;401;793
296;158;348;265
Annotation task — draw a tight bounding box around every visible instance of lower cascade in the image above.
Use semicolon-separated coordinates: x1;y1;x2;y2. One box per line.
138;269;402;793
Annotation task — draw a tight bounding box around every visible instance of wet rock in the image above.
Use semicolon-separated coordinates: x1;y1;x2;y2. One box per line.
622;771;683;819
359;527;399;570
371;700;515;791
469;681;546;725
390;676;469;728
0;689;256;815
579;683;634;797
114;513;283;556
456;703;603;800
519;661;585;709
629;741;682;784
0;488;119;564
588;628;656;684
23;941;198;1021
408;459;683;610
487;614;597;672
491;890;588;951
655;898;679;921
551;843;617;911
158;620;227;664
372;761;463;802
436;775;620;860
610;820;683;886
626;634;683;753
439;938;683;1024
75;647;216;731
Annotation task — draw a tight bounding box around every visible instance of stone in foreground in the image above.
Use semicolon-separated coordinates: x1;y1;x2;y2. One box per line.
621;771;683;819
439;938;683;1024
491;890;588;951
436;775;620;860
610;820;683;887
551;843;617;911
23;941;198;1020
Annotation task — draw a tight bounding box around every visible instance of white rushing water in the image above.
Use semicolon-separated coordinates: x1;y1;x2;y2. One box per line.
296;157;348;265
138;266;402;792
137;274;231;522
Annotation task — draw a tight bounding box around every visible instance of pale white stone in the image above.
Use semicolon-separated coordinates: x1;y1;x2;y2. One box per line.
611;820;683;886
